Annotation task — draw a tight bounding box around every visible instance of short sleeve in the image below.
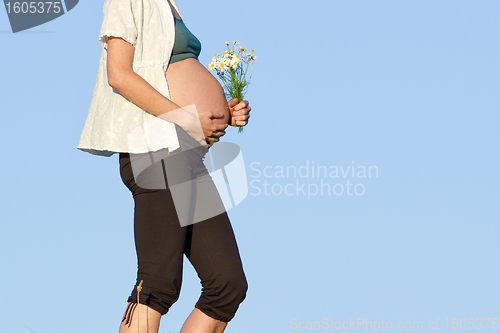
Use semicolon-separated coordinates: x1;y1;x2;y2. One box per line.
99;0;138;47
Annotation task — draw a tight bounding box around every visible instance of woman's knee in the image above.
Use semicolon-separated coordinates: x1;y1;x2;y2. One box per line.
196;270;248;322
217;268;247;300
228;272;248;303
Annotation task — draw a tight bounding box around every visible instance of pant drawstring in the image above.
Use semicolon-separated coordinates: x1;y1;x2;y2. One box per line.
121;302;138;327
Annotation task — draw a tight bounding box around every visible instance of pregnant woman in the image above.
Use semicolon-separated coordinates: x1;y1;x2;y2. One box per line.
77;0;251;332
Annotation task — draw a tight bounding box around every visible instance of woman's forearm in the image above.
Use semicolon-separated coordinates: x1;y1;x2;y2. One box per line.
108;69;182;117
108;69;200;130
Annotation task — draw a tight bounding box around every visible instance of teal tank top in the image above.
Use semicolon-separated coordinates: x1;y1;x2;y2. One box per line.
169;17;202;64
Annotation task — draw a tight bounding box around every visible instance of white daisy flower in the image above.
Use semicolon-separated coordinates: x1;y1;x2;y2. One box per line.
218;58;230;71
230;58;239;67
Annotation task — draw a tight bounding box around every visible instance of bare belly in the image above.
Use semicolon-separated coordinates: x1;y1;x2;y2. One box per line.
165;58;230;126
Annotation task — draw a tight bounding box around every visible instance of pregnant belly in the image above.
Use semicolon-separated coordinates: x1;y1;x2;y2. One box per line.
165;58;229;126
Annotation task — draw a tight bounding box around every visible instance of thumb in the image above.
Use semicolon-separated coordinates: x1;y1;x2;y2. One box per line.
211;110;223;118
228;98;239;107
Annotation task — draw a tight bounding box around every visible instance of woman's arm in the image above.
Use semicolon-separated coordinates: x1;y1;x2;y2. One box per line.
106;36;228;147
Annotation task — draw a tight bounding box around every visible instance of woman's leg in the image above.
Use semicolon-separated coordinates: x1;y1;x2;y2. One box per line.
118;130;246;333
179;159;248;332
180;308;227;333
119;152;190;333
119;302;161;333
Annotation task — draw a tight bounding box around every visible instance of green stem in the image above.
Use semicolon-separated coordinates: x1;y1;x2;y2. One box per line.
137;280;143;333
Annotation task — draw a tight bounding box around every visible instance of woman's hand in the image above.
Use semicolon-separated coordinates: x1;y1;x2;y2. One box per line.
168;105;227;148
227;98;251;128
199;110;228;148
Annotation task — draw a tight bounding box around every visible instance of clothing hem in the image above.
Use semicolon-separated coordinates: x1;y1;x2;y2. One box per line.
126;296;169;316
194;304;232;323
76;145;181;157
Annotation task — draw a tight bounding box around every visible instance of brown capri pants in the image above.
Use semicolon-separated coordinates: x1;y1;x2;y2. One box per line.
118;124;247;324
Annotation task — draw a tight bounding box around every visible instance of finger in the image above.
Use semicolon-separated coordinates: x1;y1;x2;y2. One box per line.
214;123;228;131
209;129;227;138
231;114;250;122
234;101;248;111
203;110;221;119
239;100;249;109
232;111;248;118
232;107;251;115
211;128;226;136
227;98;239;108
205;136;219;144
209;111;224;119
234;114;250;126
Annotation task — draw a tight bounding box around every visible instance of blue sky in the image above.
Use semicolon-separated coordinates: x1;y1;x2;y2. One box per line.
0;0;499;332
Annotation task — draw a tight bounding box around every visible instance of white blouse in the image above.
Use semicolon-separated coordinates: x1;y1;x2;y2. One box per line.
77;0;185;157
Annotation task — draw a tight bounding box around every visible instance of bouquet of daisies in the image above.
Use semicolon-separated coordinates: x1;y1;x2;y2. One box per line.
207;40;257;133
